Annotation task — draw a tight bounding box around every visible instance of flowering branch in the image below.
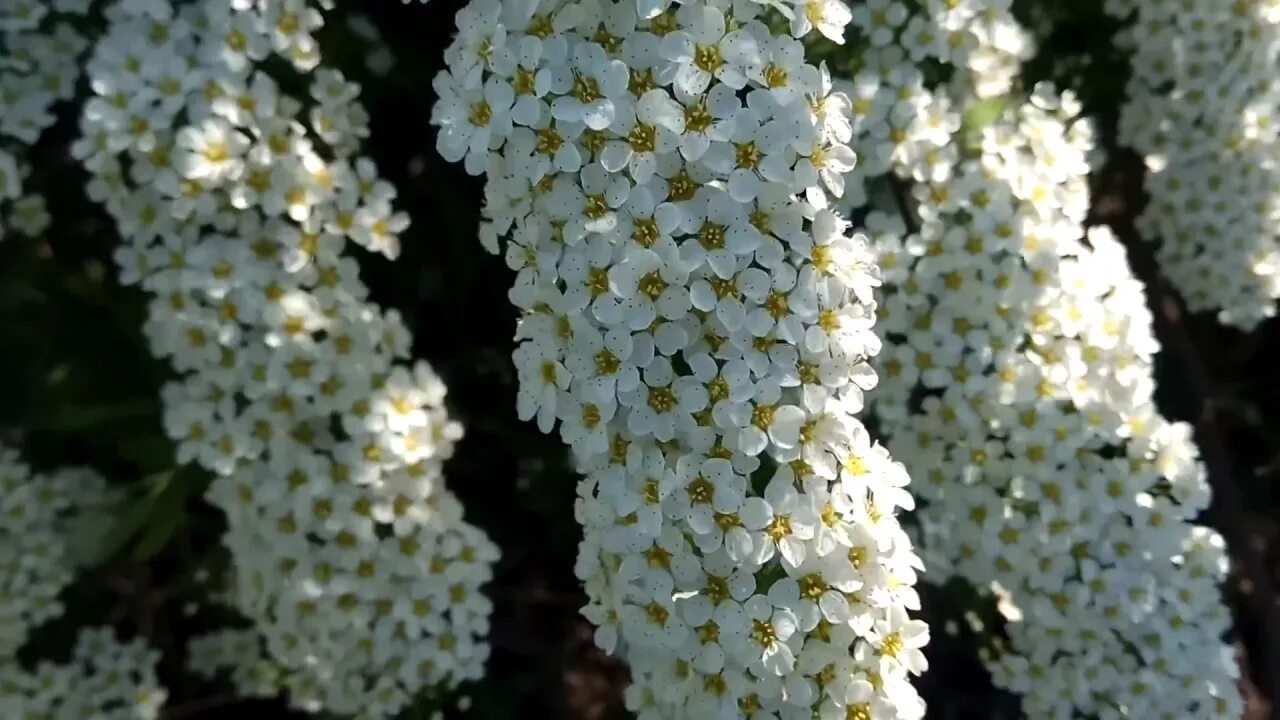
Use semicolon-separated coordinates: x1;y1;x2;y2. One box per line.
433;0;930;716
77;1;499;716
1093;146;1280;712
852;0;1243;716
1106;0;1280;329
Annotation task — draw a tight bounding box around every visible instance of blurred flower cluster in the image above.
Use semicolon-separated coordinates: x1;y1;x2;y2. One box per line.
0;445;166;719
0;0;91;239
1111;0;1280;329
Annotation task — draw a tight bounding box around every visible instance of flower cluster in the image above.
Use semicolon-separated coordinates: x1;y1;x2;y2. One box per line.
2;7;170;717
0;627;167;720
0;0;91;240
1109;0;1280;329
868;80;1242;719
0;445;165;719
913;0;1031;100
791;3;1243;713
433;0;930;716
0;445;112;656
829;0;1031;218
78;1;498;716
188;627;286;696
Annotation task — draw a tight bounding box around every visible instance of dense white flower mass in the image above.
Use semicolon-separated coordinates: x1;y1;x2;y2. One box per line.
433;0;931;717
77;1;499;717
847;3;1242;714
872;103;1241;716
1108;0;1280;329
0;0;91;241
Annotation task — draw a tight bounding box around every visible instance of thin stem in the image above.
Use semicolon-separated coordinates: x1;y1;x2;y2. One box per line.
162;694;248;720
887;172;922;236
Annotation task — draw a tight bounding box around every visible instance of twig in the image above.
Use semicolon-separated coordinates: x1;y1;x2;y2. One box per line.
161;694;247;720
886;173;921;236
1149;281;1280;711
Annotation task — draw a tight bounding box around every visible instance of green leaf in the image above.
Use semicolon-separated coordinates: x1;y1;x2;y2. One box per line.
118;434;176;475
90;470;191;564
130;470;192;561
31;398;157;432
90;475;165;565
130;500;186;561
961;95;1011;134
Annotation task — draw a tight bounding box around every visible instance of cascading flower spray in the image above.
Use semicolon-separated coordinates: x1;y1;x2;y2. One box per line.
77;1;499;716
432;0;929;716
838;1;1244;716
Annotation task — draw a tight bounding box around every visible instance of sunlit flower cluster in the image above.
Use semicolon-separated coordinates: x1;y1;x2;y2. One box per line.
803;4;1243;714
869;80;1242;719
904;0;1031;100
0;0;1251;717
0;0;92;240
829;0;1031;219
1108;0;1280;329
433;0;931;717
77;1;498;716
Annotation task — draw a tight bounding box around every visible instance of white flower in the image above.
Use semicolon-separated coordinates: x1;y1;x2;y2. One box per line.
514;340;570;432
599;89;683;182
434;71;515;176
790;0;854;44
175;117;249;182
677;188;759;278
672;82;739;161
660;5;760;95
743;475;817;568
549;42;629;130
605;245;692;328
